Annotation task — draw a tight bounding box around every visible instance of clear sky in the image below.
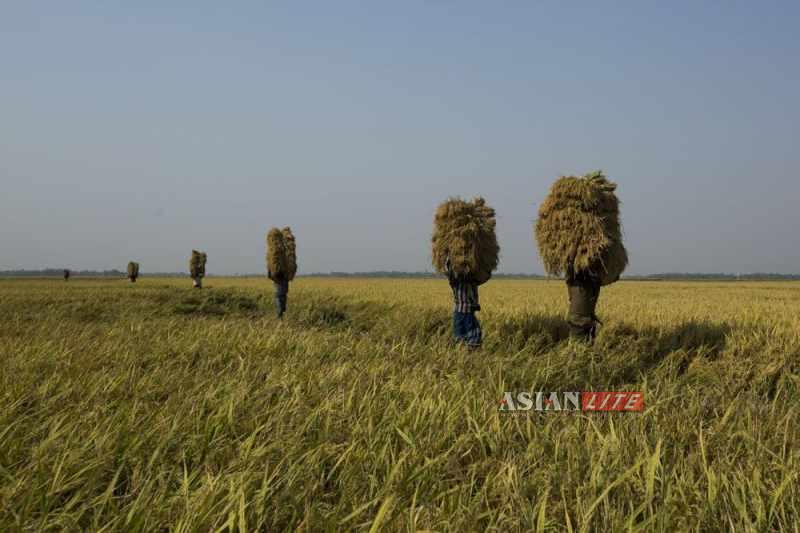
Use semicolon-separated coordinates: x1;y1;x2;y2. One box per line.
2;1;798;275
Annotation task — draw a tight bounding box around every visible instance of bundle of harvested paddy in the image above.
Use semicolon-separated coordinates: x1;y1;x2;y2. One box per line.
266;228;288;278
535;170;627;285
432;196;499;285
189;250;207;278
281;227;297;281
127;261;140;281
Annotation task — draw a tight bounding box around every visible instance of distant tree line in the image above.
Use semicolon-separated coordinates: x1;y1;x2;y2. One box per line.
0;269;182;278
307;271;549;279
1;269;798;280
626;273;800;280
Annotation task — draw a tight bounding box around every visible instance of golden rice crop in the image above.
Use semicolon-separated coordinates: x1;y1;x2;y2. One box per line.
1;277;798;531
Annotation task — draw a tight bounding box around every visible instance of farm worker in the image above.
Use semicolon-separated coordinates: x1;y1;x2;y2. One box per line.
268;269;289;319
189;251;207;289
63;269;70;281
565;262;603;343
446;257;485;349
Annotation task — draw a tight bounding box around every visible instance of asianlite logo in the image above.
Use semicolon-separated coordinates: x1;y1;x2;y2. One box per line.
499;391;644;412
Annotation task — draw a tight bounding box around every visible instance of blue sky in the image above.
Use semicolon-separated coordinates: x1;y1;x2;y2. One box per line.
2;1;798;274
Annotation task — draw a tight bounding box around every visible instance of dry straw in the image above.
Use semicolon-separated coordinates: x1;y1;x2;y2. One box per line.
266;227;297;281
281;227;297;281
189;250;207;278
535;170;627;285
266;228;287;278
432;197;499;284
127;261;140;279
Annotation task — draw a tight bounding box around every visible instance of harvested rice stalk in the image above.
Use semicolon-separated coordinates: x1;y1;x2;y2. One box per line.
189;250;207;288
267;228;288;279
432;197;499;284
535;170;627;285
127;261;140;282
281;227;297;281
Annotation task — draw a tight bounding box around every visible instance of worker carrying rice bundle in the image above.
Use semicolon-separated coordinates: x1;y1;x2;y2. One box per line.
535;170;627;342
432;197;499;349
127;261;140;283
189;250;207;289
266;227;297;318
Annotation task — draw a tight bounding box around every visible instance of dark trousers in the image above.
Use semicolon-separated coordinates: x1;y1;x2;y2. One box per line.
453;311;482;347
567;276;601;342
274;294;287;318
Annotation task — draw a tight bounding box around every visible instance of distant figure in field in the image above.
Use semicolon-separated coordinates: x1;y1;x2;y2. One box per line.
127;261;140;283
446;257;485;349
267;270;289;319
266;227;297;319
189;250;207;289
63;269;70;281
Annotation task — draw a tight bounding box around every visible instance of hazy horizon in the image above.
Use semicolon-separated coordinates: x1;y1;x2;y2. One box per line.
4;269;800;278
3;2;799;275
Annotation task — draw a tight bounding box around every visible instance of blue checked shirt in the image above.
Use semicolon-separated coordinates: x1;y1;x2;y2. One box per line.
447;263;480;313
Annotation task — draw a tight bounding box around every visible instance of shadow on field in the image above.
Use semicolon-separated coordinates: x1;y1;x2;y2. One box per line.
163;287;447;344
599;320;732;384
171;289;264;317
291;296;451;342
295;298;352;327
657;320;730;357
62;301;117;323
292;296;395;333
495;312;570;350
